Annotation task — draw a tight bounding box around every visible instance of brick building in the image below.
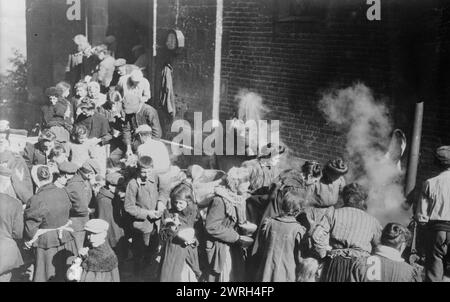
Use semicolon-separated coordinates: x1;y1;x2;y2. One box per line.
25;0;450;185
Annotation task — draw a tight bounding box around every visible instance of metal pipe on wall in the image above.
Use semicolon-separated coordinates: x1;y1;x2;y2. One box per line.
84;0;89;41
152;0;157;102
212;0;223;127
405;101;424;198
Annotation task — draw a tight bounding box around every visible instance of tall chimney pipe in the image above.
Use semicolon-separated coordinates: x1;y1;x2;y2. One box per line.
405;101;424;198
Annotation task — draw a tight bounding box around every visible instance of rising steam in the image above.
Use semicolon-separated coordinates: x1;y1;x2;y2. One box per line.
318;83;410;226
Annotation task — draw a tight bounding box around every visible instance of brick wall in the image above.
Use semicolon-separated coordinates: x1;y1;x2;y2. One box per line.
414;1;450;185
220;0;394;164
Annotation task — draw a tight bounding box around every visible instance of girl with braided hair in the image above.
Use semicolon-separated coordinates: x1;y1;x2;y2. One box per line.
351;223;421;282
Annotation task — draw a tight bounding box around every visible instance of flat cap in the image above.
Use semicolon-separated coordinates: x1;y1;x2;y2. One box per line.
114;58;126;67
45;87;59;98
81;159;101;174
105;172;124;186
84;219;109;234
130;70;144;82
135;124;152;134
58;161;78;174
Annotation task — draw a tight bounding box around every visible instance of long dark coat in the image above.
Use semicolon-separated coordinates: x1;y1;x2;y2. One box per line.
255;216;305;282
96;187;125;248
204;196;245;282
65;173;93;250
159;204;202;282
24;183;77;282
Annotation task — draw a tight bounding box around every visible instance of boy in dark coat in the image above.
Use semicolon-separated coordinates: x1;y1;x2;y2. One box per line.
24;165;77;282
124;156;168;280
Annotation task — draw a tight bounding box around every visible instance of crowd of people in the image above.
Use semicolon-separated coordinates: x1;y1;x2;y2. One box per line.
0;33;449;283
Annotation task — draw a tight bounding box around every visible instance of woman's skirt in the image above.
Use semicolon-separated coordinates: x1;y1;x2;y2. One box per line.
320;255;359;282
80;267;120;282
33;239;78;282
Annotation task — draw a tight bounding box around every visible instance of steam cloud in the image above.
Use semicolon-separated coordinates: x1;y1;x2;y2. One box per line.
318;83;411;226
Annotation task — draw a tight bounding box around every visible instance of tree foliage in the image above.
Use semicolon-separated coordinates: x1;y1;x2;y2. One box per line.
0;49;28;103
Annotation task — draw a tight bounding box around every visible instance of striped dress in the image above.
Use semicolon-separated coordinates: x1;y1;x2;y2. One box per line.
318;207;382;282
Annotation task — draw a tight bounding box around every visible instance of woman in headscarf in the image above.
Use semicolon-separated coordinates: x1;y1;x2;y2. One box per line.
204;167;253;282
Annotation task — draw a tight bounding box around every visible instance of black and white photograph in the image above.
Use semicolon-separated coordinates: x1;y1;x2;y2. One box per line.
0;0;448;286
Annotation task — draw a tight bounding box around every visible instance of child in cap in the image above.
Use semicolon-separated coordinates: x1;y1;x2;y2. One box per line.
68;219;120;282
